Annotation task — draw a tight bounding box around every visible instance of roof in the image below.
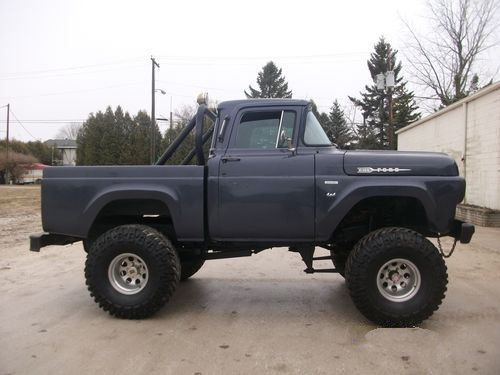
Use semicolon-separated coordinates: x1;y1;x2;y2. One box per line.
396;81;500;135
45;139;77;148
30;163;48;170
20;163;48;170
218;98;309;110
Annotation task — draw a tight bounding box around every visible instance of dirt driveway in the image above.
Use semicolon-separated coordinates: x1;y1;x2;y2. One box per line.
1;185;500;375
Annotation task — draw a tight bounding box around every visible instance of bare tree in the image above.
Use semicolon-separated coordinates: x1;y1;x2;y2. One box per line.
0;151;37;183
173;104;197;127
403;0;498;107
56;122;82;140
342;101;362;138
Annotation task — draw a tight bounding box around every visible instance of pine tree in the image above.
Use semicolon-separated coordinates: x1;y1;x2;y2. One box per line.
349;37;420;149
76;106;161;165
310;100;329;128
325;101;354;149
245;61;292;98
355;114;379;150
130;110;161;164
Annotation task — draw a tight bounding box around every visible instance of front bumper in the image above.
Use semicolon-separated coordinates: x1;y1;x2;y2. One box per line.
450;220;475;244
29;232;80;252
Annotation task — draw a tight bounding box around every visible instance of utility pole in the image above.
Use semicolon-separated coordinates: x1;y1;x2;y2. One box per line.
375;50;395;149
5;104;10;184
169;96;173;130
5;104;9;161
151;56;160;164
386;48;394;150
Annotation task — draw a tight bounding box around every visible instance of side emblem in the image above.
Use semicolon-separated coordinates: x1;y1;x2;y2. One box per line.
357;167;411;174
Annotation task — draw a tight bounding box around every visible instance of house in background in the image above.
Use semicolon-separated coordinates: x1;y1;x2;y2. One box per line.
396;82;500;227
19;163;47;184
44;139;77;166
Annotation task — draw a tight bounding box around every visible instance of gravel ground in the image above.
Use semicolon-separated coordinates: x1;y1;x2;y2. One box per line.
1;185;499;375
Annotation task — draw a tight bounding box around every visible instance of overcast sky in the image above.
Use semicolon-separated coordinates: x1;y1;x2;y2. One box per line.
1;0;499;141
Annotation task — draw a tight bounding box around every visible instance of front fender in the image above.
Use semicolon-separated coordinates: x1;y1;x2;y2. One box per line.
315;176;465;241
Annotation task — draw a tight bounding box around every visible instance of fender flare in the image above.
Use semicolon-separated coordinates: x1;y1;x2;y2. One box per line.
317;181;438;241
81;184;180;237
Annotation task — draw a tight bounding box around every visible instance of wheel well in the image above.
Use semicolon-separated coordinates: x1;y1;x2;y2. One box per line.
87;199;177;243
330;196;429;251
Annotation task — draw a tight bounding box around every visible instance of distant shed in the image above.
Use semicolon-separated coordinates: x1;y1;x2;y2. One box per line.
19;163;47;184
44;139;77;166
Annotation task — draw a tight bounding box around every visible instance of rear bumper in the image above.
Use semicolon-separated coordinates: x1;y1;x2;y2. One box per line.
450;220;475;244
29;232;80;252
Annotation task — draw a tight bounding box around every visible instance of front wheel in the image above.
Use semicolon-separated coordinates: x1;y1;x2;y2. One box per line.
345;227;448;327
85;224;181;319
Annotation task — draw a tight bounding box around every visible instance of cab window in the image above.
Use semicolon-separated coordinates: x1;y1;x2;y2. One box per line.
233;110;296;149
303;111;332;146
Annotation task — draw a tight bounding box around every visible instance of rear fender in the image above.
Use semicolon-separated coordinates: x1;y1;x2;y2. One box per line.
82;185;180;237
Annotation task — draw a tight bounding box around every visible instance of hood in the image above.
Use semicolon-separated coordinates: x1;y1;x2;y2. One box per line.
343;150;459;176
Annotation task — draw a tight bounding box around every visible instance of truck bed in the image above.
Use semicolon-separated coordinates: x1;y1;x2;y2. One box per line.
41;165;205;241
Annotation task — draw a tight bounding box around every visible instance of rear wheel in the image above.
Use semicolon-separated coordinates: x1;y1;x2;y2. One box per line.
85;224;180;319
345;227;447;327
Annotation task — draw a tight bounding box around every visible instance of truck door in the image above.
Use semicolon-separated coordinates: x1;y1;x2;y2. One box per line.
214;107;315;241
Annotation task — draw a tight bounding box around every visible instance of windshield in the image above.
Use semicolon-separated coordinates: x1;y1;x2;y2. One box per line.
304;111;332;146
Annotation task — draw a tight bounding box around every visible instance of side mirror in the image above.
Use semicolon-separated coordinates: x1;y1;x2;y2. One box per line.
277;129;286;148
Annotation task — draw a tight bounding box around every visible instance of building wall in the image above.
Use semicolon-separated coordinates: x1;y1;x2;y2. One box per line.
397;83;500;210
61;148;76;166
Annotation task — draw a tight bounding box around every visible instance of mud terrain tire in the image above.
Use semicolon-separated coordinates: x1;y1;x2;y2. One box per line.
345;227;447;327
85;224;180;319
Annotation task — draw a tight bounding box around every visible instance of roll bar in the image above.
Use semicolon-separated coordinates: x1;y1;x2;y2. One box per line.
156;104;217;166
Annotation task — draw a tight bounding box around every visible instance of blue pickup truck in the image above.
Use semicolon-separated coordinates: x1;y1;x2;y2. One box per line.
30;99;474;327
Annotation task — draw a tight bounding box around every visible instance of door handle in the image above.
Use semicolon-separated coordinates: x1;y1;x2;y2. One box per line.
221;157;241;163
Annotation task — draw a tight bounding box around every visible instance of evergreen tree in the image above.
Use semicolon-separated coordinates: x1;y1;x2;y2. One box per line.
245;61;292;98
310;100;329;129
76;106;161;165
0;139;57;165
355;114;379;150
129;110;161;164
349;37;420;149
325;101;354;149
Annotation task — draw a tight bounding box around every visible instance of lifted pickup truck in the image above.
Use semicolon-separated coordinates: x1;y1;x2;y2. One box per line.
31;99;474;327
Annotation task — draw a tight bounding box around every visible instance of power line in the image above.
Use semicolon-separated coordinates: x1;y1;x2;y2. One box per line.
0;119;85;123
156;80;241;94
0;57;145;77
8;108;38;140
0;82;145;100
0;52;370;80
0;63;146;82
157;51;370;61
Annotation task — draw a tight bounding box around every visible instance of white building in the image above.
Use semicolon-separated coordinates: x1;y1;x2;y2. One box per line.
44;139;77;166
397;82;500;226
19;163;46;184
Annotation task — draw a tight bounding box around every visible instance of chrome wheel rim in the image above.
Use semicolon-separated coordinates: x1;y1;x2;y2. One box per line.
376;258;420;302
108;253;149;295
